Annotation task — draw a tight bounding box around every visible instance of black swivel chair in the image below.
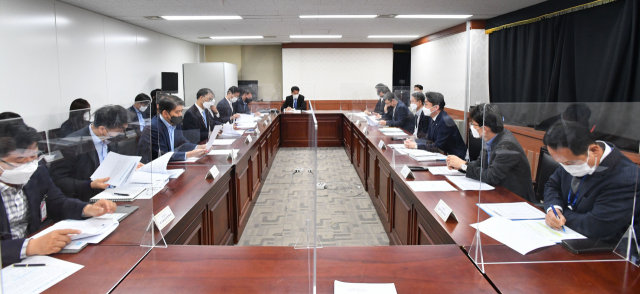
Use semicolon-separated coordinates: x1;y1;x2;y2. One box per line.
533;146;561;206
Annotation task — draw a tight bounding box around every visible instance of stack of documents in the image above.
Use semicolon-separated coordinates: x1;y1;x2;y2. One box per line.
208;149;239;156
236;122;257;129
211;139;236;146
90;186;146;202
334;280;397;294
429;166;465;176
90;152;141;188
366;115;379;126
477;202;545;220
32;217;119;244
2;255;84;294
353;112;369;118
445;175;495;191
379;128;406;136
205;125;224;149
403;149;447;161
407;181;458;192
221;123;243;137
388;144;409;155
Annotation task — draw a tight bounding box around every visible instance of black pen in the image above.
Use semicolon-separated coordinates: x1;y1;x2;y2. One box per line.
114;193;129;196
13;263;46;267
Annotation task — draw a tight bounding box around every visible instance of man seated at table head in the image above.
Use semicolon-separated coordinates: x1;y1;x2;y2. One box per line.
216;86;242;123
410;92;430;137
403;92;467;159
446;104;535;202
377;93;415;134
414;84;423;93
183;88;222;144
365;83;390;115
234;88;262;116
0;120;116;266
542;121;640;242
138;95;208;163
281;86;307;112
50;105;134;201
128;93;151;132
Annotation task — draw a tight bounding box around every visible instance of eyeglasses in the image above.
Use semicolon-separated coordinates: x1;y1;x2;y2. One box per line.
0;151;44;169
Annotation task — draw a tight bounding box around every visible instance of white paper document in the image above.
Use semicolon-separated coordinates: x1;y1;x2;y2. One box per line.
470;217;556;255
2;255;84;294
137;152;172;173
236;113;255;123
516;219;587;243
212;139;236;145
477;202;545;220
353;112;369;118
166;168;185;178
90;152;141;187
411;154;447;162
334;280;397;294
236;122;257;129
32;218;119;241
222;123;243;137
429;166;465;176
407;181;458;192
127;171;171;184
387;144;406;149
205;125;224;149
90;186;145;202
366;116;379;126
445;175;495;191
208;149;240;156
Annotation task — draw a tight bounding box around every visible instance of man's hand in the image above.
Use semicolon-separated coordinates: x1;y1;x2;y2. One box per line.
136;162;144;170
545;209;566;230
364;110;371;115
375;114;382;119
254;112;261;116
232;114;241;119
196;144;206;149
186;148;207;159
209;105;218;113
404;139;417;149
83;199;117;217
379;120;387;126
446;155;466;170
90;177;110;189
26;229;80;256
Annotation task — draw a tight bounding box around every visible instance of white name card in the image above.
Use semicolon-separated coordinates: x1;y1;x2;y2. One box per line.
206;165;220;180
400;165;414;179
362;126;368;135
245;135;253;144
263;120;268;126
378;140;386;149
255;128;261;135
356;120;361;127
227;150;237;161
435;199;458;222
154;206;175;230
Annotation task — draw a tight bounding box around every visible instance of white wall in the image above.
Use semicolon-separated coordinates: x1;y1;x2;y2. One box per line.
0;0;200;130
282;48;393;102
411;29;489;111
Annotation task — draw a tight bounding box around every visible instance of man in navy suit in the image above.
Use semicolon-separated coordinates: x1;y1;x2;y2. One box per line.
138;95;208;163
183;88;221;144
377;93;415;134
409;92;430;137
543;121;640;242
216;86;241;124
233;89;261;116
281;86;307;111
0;121;116;266
128;93;151;132
365;84;389;116
404;92;467;158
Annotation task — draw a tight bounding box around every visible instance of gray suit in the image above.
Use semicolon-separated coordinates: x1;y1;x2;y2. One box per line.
466;129;535;202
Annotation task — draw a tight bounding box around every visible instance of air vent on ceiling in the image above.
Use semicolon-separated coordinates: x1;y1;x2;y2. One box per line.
144;16;164;20
377;15;397;18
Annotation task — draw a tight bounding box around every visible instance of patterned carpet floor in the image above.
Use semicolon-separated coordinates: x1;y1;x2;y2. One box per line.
238;147;389;247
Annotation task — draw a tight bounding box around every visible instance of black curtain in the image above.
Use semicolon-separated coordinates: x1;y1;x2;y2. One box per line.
489;0;640;103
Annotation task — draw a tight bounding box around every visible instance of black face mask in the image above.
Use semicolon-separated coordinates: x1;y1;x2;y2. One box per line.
246;98;252;104
170;115;183;125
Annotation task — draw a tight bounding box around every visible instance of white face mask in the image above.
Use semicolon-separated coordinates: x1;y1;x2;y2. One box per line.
423;106;435;116
470;125;482;139
409;103;417;112
139;105;148;112
293;94;299;99
84;112;91;121
560;152;598;177
231;97;238;103
0;159;38;185
203;100;215;109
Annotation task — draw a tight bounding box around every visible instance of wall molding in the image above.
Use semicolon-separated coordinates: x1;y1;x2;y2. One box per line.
282;43;393;49
410;20;486;47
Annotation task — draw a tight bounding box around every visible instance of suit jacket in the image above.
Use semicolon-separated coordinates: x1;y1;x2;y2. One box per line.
544;143;640;242
137;116;197;163
414;109;431;137
128;106;150;132
50;125;126;201
466;129;535;202
281;95;307;111
233;98;251;115
1;162;87;265
373;98;385;114
382;101;415;134
59;119;90;139
182;104;220;144
216;98;235;124
416;110;467;158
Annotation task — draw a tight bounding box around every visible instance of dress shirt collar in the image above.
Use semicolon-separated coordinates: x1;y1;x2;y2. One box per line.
195;103;204;113
89;124;109;145
431;112;439;122
159;115;175;131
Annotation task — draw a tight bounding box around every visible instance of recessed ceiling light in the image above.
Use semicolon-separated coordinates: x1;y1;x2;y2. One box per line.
209;36;263;39
395;15;472;19
290;35;342;39
299;15;377;19
161;16;242;20
368;35;420;38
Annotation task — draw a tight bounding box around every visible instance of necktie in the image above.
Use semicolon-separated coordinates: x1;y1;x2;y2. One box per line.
202;110;207;126
293;98;297;109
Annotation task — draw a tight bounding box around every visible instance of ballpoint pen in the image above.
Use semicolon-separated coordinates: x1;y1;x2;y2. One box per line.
551;206;566;232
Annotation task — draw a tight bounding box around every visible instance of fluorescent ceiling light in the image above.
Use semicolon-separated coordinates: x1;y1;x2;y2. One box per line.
299;15;377;19
161;16;242;20
290;35;342;39
209;36;263;39
368;35;419;38
395;15;472;19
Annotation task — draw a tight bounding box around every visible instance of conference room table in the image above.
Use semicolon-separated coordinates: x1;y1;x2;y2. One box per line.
29;110;640;293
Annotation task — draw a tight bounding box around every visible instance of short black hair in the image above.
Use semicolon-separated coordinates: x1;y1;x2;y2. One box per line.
158;95;185;114
93;105;130;130
0;120;41;157
414;84;423;90
424;92;445;109
383;92;396;103
375;83;386;88
196;88;213;100
0;112;23;125
227;86;240;95
135;93;151;103
376;85;391;95
291;86;300;93
543;121;595;156
470;103;504;133
70;98;90;110
411;92;425;105
150;88;161;99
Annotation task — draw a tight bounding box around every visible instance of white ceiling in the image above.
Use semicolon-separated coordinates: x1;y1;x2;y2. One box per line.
58;0;546;45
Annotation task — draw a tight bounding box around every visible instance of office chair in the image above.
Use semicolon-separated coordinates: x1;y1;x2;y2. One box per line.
533;146;561;205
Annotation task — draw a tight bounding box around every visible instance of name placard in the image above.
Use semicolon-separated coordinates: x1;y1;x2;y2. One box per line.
154;206;175;230
255;128;261;135
400;165;414;179
205;165;220;179
245;135;253;144
378;140;386;149
435;200;458;222
263;120;268;126
362;126;368;135
356;120;361;127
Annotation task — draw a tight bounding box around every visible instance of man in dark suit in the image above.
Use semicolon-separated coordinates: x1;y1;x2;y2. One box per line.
410;92;430;137
183;88;221;144
0;121;116;265
50;105;134;201
365;83;389;115
138;95;208;163
542;121;640;242
378;93;415;134
446;104;535;202
234;89;261;116
128;93;151;132
404;92;467;158
216;86;241;124
281;86;307;111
